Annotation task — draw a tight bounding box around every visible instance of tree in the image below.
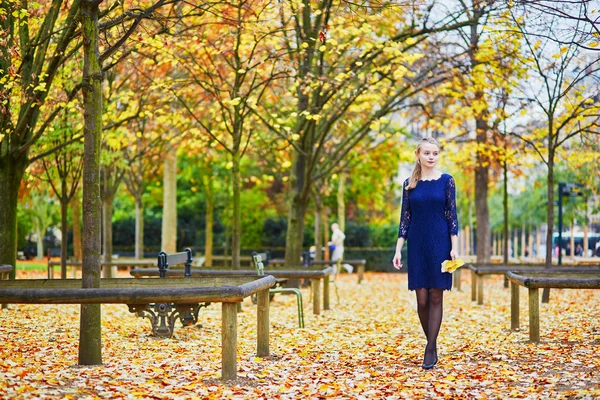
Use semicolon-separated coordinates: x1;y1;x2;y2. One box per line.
159;0;288;267
79;0;104;366
36;111;84;278
0;0;81;278
122;117;165;260
0;0;178;277
416;2;528;263
515;1;600;51
509;5;600;278
21;188;59;261
264;2;471;267
77;0;181;365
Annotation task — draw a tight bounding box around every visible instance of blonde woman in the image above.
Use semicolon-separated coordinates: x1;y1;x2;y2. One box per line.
392;137;459;370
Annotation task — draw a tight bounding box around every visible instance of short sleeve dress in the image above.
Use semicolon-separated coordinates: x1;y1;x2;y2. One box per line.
398;174;459;291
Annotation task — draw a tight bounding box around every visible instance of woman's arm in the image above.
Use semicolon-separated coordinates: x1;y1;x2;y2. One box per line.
393;237;405;269
394;181;411;270
450;234;458;260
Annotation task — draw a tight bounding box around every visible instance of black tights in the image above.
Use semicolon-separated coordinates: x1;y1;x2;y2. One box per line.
415;288;444;365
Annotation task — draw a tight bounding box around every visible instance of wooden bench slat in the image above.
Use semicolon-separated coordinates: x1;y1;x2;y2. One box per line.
0;276;276;304
506;271;600;289
130;268;333;279
0;276;266;289
466;264;600;305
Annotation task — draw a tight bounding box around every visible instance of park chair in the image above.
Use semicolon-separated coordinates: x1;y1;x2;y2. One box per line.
252;251;305;328
157;248;194;277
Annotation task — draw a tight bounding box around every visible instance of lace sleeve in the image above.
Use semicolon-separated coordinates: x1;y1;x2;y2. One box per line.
398;180;411;239
445;175;459;236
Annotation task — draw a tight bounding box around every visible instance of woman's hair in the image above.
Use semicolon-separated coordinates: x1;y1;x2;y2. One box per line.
407;137;440;189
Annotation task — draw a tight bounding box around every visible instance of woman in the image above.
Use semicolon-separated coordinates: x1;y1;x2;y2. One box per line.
392;137;459;370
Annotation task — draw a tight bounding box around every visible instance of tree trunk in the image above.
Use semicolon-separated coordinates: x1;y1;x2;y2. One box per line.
468;9;491;264
284;151;309;268
135;198;144;260
102;194;114;277
503;160;509;264
583;223;589;257
79;0;103;366
284;196;305;262
569;219;575;257
337;172;346;231
60;197;69;279
231;151;241;269
161;146;177;253
203;173;214;267
36;227;45;262
542;147;555;303
475;117;491;263
72;194;82;261
314;190;322;261
284;194;308;287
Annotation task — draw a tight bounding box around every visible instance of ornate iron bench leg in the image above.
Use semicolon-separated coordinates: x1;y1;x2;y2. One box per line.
128;303;176;338
177;302;210;327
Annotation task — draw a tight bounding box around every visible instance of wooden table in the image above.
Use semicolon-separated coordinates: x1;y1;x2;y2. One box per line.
0;275;276;380
506;271;600;342
131;266;334;315
465;264;600;305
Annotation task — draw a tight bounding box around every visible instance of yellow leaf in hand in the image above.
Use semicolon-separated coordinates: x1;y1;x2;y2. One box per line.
441;258;465;273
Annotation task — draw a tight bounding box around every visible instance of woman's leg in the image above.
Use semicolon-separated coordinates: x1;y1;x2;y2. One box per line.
424;288;444;365
415;288;430;340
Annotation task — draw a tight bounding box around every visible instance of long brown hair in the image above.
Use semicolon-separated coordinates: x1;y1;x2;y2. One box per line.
407;137;440;189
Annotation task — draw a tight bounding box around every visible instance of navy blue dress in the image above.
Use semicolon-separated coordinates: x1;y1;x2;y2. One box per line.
398;174;459;290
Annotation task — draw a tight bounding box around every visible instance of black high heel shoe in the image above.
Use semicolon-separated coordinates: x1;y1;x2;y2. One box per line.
422;355;438;370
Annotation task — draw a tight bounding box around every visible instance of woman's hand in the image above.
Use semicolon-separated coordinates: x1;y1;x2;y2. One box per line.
450;249;459;261
392;252;403;270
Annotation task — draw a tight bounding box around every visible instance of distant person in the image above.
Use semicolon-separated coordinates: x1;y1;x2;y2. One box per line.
330;223;352;273
575;244;583;257
392;137;459;370
595;243;600;257
309;245;316;262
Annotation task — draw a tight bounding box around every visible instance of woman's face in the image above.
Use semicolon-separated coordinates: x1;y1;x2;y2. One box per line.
416;143;440;168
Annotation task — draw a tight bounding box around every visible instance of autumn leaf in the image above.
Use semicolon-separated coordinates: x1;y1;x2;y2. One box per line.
1;269;599;398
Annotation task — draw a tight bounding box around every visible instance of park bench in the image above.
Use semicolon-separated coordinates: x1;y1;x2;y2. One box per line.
0;257;275;381
130;250;305;328
131;255;333;317
47;259;156;279
270;256;367;284
465;263;600;305
506;271;600;342
251;252;305;328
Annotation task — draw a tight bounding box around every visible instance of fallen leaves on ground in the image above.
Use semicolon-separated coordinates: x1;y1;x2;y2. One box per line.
1;271;599;399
